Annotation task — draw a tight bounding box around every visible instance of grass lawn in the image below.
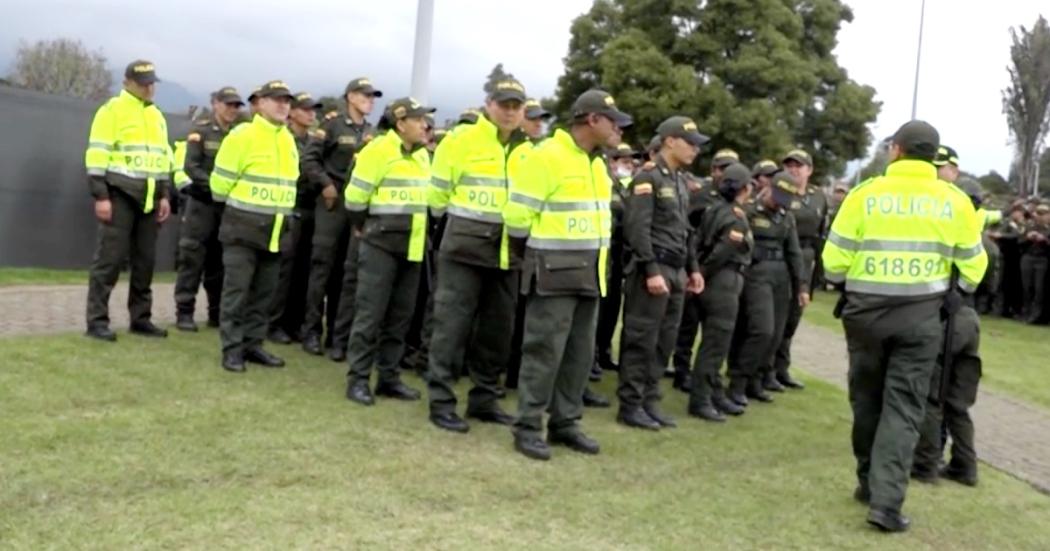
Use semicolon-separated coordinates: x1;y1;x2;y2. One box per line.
804;292;1050;412
0;268;176;287
2;331;1049;549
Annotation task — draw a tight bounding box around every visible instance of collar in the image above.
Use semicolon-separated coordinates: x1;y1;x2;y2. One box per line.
119;89;151;107
886;159;938;179
552;129;602;160
342;107;367;127
252;114;285;133
386;129;426;157
479;114;527;148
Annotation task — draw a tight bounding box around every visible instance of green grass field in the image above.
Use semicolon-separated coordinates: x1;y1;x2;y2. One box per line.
804;292;1050;411
2;330;1049;549
0;268;175;287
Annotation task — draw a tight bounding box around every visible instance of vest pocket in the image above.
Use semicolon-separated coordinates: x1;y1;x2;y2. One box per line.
535;252;599;295
440;216;501;267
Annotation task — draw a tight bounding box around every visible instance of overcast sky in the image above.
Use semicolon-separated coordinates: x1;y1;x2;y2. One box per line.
1;0;1045;176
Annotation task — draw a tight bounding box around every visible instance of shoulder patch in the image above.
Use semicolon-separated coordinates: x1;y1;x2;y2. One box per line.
791;200;802;210
309;129;326;139
633;183;653;195
657;187;676;199
728;229;745;242
753;217;771;228
324;110;339;120
733;206;746;219
187;132;201;142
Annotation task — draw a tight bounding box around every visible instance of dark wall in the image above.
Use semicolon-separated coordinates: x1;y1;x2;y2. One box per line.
0;86;189;270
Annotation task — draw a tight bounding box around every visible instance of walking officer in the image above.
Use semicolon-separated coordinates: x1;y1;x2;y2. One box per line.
209;80;300;372
174;86;245;331
84;59;173;341
300;77;381;358
617;116;707;431
503;89;632;461
771;149;827;390
727;173;805;407
823;120;986;532
424;78;532;433
1020;204;1050;323
343;97;435;406
687;163;753;422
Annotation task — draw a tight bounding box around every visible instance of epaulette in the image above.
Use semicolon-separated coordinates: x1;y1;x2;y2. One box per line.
324;110;339;121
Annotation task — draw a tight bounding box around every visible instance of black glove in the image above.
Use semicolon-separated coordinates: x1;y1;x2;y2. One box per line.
509;236;527;264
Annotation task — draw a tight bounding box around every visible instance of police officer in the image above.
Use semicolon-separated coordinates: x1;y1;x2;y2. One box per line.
823;120;986;532
424;78;532;433
772;149;827;391
1020;204;1050;323
617;116;707;430
84;60;173;341
173;86;245;332
687;163;753;422
343;97;435;406
991;205;1027;317
503;89;631;461
672;149;740;390
752;159;779;190
209;80;299;372
727;173;804;407
268;92;324;343
522;98;552;143
300;77;381;359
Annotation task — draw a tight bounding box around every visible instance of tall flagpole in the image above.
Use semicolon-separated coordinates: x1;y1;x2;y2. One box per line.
911;0;927;120
410;0;435;103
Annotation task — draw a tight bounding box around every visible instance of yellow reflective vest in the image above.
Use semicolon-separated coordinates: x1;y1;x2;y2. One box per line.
85;89;173;213
172;140;191;191
429;114;532;269
503;129;611;296
977;207;1003;229
210;114;299;253
823;160;988;295
345;130;431;262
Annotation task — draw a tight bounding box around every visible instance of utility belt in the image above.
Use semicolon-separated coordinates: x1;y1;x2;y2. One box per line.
653;247;686;270
751;247;784;262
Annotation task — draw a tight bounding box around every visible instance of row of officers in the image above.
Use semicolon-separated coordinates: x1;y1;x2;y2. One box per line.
85;60;831;460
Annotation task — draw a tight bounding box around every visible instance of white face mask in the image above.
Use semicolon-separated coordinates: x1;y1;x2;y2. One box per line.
615;166;633;179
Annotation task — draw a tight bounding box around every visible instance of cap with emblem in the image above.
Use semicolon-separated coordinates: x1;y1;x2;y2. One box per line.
752;159;779;177
254;80;295;100
345;77;383;98
770;172;800;208
933;145;959;167
712;149;740;169
1036;204;1050;214
386;97;436;120
609;143;640;160
489;79;527;103
291;91;322;110
247;85;263;103
782;149;813;167
656;116;710;148
525;98;552;120
891;120;940;160
719;162;753;195
212;86;244;106
570;89;632;128
458;108;481;125
124;60;159;85
647;135;662;155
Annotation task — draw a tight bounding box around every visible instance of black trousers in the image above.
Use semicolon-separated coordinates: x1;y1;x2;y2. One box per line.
617;265;685;409
269;212;314;336
86;190;158;329
302;203;350;345
220;244;280;355
173;196;224;321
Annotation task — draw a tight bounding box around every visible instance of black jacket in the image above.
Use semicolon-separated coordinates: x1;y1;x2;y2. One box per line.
623;157;699;276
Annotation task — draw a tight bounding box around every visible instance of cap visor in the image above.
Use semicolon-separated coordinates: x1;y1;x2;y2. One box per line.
134;76;159;85
608;110;633;128
491;91;527;103
685;132;710;147
782;154;811;166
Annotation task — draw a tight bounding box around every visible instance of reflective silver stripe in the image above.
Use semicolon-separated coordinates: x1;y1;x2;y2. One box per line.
509;192;544;210
527;237;608;250
507;227;530;238
431;177;451;191
846;279;949;296
226;198;292;215
828;232;859;251
959;278;978;293
106;166;170;180
382;178;429;189
369;204;427;215
212;193;227;203
116;142;169;153
857;239;952;257
954;242;984;260
543;200;599;212
88;141;112;151
349;177;375;193
824;270;846;284
448;204;503;224
212;166;239;180
87;167;106;176
345;202;368;212
175;177;192;189
240;173;296;187
460;175;505;188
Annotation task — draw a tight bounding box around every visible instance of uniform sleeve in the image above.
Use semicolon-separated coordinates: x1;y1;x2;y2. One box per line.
85;102;113;200
952;196;989;293
344;139;381;228
428;132;457;217
700;209;748;277
184;129;210;189
622;171;659;277
784;213;806;293
822;185;864;285
503;148;550;239
209;130;242;203
301;120;334;192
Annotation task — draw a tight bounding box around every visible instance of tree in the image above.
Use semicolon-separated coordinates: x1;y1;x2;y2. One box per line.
550;0;880;181
978;170;1012;196
1002;16;1050;196
1039;147;1050;193
483;63;517;96
8;38;111;101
